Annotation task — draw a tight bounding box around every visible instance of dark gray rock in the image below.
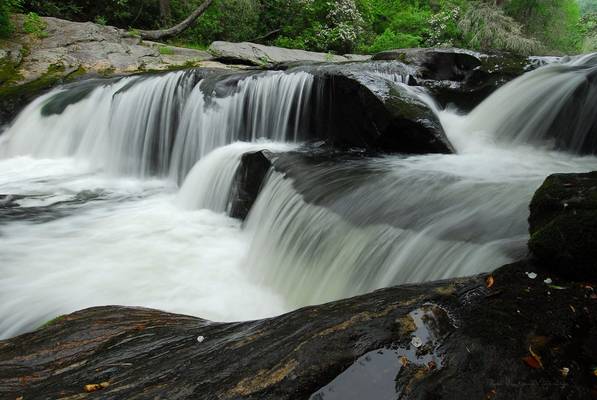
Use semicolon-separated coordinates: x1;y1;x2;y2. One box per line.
529;172;597;279
373;48;532;110
300;64;454;154
229;150;274;220
0;260;594;399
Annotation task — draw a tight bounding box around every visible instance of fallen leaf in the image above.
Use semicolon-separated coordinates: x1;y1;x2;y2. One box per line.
427;360;437;370
522;356;542;369
484;388;497;400
570;305;576;313
560;367;570;377
84;382;109;393
528;346;544;369
486;275;495;288
16;397;23;400
399;356;409;367
526;272;537;279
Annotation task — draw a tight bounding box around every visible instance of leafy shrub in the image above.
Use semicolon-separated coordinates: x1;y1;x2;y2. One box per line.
458;2;542;55
0;0;22;37
366;28;422;53
426;6;463;47
94;15;107;25
23;11;47;38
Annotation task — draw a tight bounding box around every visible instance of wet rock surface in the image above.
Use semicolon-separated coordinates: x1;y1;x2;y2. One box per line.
529;172;597;279
372;47;533;110
0;15;222;124
0;259;594;400
229;150;275;220
293;63;454;154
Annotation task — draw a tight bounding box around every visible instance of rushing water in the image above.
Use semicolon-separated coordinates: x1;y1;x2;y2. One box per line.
0;56;596;339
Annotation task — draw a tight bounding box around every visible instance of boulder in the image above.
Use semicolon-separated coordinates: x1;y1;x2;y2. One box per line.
529;172;597;279
209;41;354;66
229;150;274;220
0;260;594;399
373;48;532;110
300;64;454;154
0;14;220;124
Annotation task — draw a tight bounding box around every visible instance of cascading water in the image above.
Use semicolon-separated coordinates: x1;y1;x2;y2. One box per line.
459;53;597;154
0;69;313;180
1;54;596;339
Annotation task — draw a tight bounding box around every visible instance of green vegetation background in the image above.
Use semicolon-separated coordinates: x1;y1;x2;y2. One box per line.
2;0;597;55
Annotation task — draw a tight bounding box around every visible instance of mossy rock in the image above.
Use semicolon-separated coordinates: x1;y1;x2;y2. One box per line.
529;172;597;279
0;64;86;124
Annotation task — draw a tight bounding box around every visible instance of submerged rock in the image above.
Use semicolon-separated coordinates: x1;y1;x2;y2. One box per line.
529;172;597;279
373;48;532;110
0;260;594;399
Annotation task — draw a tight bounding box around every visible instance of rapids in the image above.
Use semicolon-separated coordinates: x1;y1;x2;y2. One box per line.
0;55;596;339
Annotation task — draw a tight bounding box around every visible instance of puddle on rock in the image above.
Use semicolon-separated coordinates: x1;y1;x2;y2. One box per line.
310;304;452;400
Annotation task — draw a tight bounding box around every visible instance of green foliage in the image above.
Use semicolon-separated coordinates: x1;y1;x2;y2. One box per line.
158;45;174;55
504;0;582;54
94;15;107;25
366;28;422;53
0;0;22;37
579;11;597;51
458;2;541;55
13;0;593;55
23;11;47;38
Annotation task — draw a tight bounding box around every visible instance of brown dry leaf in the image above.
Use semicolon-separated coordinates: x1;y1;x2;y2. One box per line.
522;356;541;369
484;388;497;400
399;356;409;367
16;397;23;400
427;360;437;370
486;275;495;288
84;382;109;393
528;346;544;368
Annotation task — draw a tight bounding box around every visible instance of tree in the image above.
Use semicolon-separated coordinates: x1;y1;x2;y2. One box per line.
136;0;214;40
159;0;171;25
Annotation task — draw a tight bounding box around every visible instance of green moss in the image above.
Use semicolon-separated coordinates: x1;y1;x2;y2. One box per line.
159;46;175;55
39;314;66;329
0;60;23;85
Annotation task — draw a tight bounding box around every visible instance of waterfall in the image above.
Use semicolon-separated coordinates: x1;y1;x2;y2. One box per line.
458;53;597;154
177;141;294;212
0;70;314;180
242;146;597;307
1;55;597;338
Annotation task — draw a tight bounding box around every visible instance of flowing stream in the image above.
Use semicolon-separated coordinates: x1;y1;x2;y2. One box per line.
1;55;596;339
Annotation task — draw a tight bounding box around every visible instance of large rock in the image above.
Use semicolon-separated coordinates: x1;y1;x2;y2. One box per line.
0;14;220;124
209;41;370;67
229;150;274;220
529;172;597;279
301;64;454;154
373;48;533;110
0;260;594;399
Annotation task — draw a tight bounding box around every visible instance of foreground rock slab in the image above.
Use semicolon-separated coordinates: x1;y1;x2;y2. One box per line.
0;261;595;399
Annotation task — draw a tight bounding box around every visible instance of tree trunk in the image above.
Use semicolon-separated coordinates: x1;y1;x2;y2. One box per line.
137;0;215;41
159;0;172;25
